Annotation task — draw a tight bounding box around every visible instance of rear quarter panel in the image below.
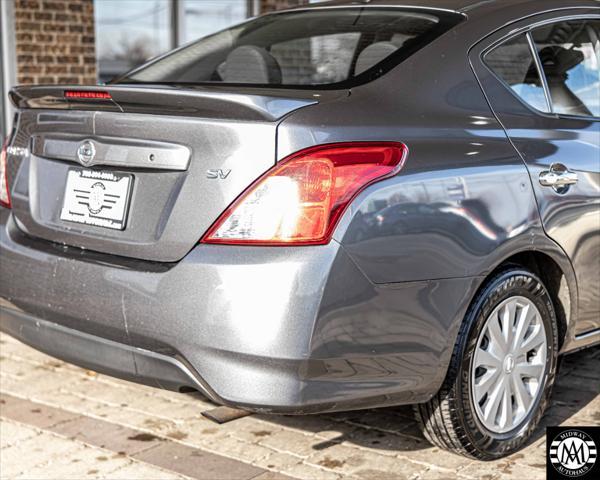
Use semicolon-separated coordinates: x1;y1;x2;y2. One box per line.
278;14;543;284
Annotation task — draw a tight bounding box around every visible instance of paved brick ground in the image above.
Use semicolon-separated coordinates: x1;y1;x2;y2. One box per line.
0;332;598;480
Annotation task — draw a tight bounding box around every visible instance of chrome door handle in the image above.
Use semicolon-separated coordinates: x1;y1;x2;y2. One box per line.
539;163;578;192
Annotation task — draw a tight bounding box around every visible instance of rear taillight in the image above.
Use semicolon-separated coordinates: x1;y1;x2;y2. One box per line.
0;137;11;209
202;142;407;246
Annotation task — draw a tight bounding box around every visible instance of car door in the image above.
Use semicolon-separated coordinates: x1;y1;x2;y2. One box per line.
471;11;600;339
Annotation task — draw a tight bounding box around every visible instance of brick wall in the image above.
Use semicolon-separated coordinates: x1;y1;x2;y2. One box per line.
14;0;96;85
259;0;310;13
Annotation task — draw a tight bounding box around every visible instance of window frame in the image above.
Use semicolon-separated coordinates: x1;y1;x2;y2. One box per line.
481;14;600;122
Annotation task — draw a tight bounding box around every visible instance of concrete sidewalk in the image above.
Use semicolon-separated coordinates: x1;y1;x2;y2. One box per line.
1;332;598;479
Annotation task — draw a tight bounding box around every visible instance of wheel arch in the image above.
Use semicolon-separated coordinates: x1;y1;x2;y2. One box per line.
470;240;577;352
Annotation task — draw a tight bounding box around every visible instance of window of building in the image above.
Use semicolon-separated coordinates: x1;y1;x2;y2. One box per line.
95;0;174;84
94;0;251;84
181;0;248;44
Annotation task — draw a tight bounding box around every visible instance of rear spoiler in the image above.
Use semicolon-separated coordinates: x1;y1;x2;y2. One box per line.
9;84;345;122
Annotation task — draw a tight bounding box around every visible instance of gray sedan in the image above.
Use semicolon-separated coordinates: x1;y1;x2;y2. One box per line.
1;0;599;459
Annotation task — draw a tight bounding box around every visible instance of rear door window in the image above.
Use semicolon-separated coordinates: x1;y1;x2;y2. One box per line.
484;18;600;118
116;8;462;88
531;19;600;117
484;34;551;113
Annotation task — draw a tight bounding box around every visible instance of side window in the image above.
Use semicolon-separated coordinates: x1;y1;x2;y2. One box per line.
484;34;550;113
531;20;600;117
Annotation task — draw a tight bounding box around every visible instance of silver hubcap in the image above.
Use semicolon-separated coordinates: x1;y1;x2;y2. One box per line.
471;296;547;434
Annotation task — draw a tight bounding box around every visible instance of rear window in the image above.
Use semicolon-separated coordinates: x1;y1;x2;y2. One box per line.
115;8;462;89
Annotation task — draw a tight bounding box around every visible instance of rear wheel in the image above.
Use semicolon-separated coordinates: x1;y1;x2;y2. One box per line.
414;268;558;459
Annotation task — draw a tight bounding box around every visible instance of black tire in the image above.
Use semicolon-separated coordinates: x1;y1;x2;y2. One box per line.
414;268;559;459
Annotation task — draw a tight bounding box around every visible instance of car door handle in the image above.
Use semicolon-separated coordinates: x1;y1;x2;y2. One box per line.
539;164;578;190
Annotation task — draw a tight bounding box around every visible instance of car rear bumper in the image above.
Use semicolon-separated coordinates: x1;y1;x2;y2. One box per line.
0;306;221;399
1;210;479;413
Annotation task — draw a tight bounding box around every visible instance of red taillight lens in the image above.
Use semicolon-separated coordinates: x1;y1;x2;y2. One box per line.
201;142;408;246
64;90;112;100
0;138;11;209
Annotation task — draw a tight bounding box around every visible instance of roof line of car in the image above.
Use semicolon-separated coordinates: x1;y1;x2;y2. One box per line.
264;4;463;16
457;0;497;13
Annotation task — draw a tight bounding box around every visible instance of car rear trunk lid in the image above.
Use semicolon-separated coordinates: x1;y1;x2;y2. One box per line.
7;85;341;262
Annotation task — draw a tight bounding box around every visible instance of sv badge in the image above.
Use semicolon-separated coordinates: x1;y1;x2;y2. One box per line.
206;169;231;180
